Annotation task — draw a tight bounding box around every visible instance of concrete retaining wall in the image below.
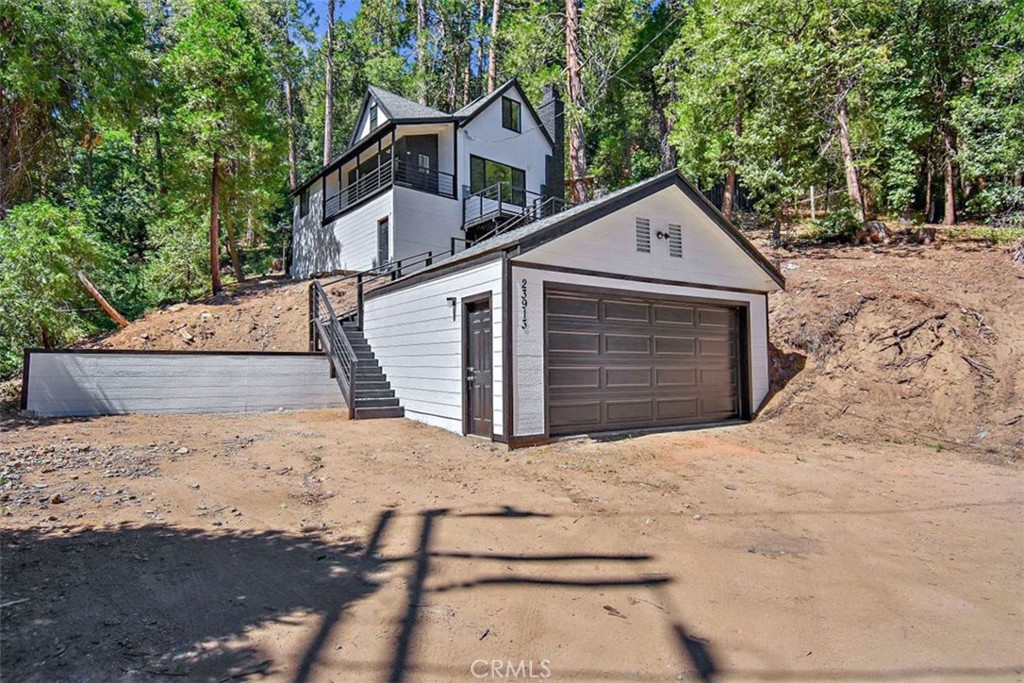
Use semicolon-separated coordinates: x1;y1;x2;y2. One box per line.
21;350;345;417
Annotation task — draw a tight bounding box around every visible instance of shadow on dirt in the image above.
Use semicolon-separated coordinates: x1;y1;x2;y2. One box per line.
0;520;386;683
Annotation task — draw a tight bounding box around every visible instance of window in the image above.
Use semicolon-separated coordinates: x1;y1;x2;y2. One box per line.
377;217;389;267
635;217;650;253
300;188;310;218
470;155;526;206
667;224;683;258
369;101;378;130
501;96;522;132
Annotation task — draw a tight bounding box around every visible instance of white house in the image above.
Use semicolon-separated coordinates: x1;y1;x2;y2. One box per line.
22;82;785;441
291;79;563;278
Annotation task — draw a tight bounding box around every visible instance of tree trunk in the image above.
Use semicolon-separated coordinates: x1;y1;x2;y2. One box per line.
722;167;737;221
477;0;486;96
650;80;675;172
722;94;743;220
416;0;427;105
463;44;471;106
323;0;335;166
209;151;222;295
225;211;244;284
565;0;586;203
154;126;166;195
78;271;129;327
836;93;866;222
246;145;256;249
943;126;957;225
924;158;934;223
284;78;298;190
40;323;51;349
487;0;501;92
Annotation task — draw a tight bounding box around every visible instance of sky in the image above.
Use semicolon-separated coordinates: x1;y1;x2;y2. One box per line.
308;0;362;38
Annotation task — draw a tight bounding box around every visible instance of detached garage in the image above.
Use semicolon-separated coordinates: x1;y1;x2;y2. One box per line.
544;286;745;435
361;169;784;446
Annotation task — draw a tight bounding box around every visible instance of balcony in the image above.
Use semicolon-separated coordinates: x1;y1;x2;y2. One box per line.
462;182;565;230
324;159;456;222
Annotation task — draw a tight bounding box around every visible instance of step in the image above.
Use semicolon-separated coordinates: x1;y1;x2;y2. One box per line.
354;405;405;420
354;396;400;408
353;379;390;390
355;388;396;400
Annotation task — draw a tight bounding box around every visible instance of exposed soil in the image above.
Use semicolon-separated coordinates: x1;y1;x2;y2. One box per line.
759;236;1024;458
1;411;1021;682
83;276;371;354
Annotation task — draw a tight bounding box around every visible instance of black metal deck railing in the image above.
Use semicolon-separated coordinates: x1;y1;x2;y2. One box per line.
324;159;456;221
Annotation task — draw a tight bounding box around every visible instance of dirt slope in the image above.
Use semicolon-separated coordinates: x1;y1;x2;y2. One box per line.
85;277;362;353
761;237;1024;458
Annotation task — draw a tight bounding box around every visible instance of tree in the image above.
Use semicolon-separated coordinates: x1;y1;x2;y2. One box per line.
565;0;586;202
163;0;280;294
0;0;149;213
0;201;108;374
323;0;335;165
487;0;501;92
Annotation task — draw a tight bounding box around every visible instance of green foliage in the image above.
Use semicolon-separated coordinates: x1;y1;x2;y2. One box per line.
0;201;110;376
808;202;862;243
142;205;210;304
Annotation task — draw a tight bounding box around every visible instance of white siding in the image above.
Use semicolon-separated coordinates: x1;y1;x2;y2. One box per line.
510;265;771;438
459;88;551;199
24;352;344;417
520;186;782;293
362;259;504;435
291;190;393;277
354;101;390;142
391;186;463;262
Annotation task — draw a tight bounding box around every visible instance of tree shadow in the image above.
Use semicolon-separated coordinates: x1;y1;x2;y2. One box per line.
0;517;389;683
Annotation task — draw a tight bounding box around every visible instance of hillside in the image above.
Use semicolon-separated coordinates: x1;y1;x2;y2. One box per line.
42;238;1024;458
760;235;1023;458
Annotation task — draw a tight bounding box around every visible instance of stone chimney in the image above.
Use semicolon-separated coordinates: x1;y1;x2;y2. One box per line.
539;83;565;202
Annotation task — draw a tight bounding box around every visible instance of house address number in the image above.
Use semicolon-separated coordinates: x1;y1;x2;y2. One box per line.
520;279;528;330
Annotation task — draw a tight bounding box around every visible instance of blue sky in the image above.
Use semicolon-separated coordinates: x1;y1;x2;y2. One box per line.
308;0;362;38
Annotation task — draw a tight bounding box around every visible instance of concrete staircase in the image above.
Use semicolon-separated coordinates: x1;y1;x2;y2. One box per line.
340;321;404;419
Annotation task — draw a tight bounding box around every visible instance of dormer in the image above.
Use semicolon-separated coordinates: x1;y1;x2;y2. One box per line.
350;86;451;146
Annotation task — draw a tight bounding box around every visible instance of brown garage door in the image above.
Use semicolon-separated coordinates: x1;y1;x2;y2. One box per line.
545;286;742;435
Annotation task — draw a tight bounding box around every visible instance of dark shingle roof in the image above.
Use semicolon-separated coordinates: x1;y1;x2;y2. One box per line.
366;170;786;296
367;86;449;120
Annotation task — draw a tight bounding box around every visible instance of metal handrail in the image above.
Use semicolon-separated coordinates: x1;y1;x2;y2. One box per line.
325;159;457;220
467;195;569;247
309;280;359;418
462;181;537;225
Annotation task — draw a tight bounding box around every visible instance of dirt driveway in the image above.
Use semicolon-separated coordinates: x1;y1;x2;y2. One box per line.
1;411;1021;682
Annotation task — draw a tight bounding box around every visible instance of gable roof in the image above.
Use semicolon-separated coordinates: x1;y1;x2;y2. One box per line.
454;78;555;148
367;170;785;297
349;87;452;146
367;86;448;120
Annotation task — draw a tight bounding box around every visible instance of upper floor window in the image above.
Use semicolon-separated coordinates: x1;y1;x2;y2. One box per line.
470;155;526;206
300;187;310;217
501;96;521;133
369;102;378;130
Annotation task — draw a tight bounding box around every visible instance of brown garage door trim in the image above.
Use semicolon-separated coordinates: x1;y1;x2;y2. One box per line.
542;282;752;437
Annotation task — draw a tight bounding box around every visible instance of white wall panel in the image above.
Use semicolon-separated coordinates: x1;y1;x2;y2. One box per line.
24;352;344;417
362;259;504;435
519;186;782;293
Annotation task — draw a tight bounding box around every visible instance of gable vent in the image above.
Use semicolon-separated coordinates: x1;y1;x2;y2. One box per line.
667;224;683;258
635;217;651;253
